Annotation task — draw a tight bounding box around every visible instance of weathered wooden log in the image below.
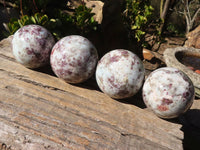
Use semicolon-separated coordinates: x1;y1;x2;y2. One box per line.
0;36;200;149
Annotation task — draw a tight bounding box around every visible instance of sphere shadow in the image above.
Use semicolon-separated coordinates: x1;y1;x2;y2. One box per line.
74;75;101;91
155;108;200;149
33;64;56;76
114;88;146;109
179;109;200;150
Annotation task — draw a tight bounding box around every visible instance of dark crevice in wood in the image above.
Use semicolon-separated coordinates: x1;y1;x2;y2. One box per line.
0;53;15;62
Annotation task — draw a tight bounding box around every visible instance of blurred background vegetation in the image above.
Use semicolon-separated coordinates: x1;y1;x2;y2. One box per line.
1;0;98;40
0;0;200;50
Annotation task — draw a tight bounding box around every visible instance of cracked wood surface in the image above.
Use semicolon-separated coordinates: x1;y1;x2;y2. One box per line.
0;36;200;150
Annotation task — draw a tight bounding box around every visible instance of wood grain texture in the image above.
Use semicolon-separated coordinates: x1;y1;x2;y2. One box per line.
0;36;200;150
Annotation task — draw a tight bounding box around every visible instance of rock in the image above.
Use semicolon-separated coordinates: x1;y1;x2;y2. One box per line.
195;70;200;74
143;48;155;61
164;47;200;98
67;1;104;24
143;48;163;72
67;0;83;9
85;1;104;24
143;48;165;62
185;25;200;49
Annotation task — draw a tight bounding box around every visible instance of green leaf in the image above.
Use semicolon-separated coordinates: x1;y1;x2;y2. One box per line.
34;13;41;23
90;17;94;23
18;19;23;27
31;16;36;24
40;15;48;25
131;25;138;30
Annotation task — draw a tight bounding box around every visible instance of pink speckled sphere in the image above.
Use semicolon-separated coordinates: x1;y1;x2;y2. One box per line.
50;35;98;84
12;25;55;68
96;49;145;99
143;67;194;119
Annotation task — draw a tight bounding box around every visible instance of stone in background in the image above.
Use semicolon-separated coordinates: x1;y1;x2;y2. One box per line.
185;25;200;49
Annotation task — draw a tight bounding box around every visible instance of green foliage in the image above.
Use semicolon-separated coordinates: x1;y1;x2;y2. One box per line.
7;13;50;34
73;5;98;33
167;23;179;35
7;18;20;35
166;23;185;36
49;6;98;39
7;1;98;40
123;0;154;42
